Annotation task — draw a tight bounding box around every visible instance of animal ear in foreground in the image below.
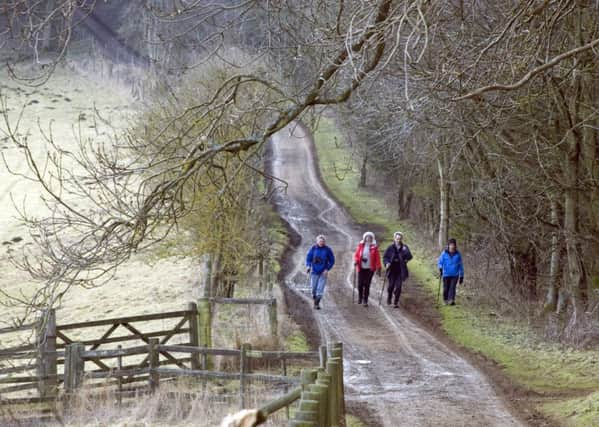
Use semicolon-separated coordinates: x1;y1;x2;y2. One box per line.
220;409;266;427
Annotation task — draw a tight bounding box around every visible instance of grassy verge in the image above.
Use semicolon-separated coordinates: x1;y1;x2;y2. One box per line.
542;392;599;427
346;414;367;427
312;116;599;426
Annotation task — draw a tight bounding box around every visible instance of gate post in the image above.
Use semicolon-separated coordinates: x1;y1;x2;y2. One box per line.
198;297;213;369
188;302;200;369
36;309;57;399
268;298;278;339
64;343;85;395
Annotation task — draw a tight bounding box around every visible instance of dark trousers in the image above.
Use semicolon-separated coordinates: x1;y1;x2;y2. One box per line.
387;275;403;304
443;276;459;302
358;269;374;303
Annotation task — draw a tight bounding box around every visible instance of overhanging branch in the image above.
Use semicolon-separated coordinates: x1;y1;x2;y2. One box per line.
453;37;599;101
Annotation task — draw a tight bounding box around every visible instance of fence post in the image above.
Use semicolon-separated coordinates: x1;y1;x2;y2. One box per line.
268;298;278;339
317;370;332;427
328;342;345;426
282;357;290;419
188;302;200;370
149;338;160;392
266;267;273;296
64;343;85;395
36;309;57;400
309;382;328;427
198;297;213;369
259;255;264;290
326;359;339;427
117;344;123;406
240;343;252;409
319;345;327;369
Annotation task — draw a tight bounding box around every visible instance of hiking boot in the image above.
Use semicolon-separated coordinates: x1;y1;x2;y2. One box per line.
443;300;449;305
387;296;392;305
450;300;456;306
393;303;399;309
358;298;363;305
363;302;368;307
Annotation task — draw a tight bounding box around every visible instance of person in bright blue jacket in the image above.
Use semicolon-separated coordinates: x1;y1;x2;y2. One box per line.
306;235;335;310
438;238;464;306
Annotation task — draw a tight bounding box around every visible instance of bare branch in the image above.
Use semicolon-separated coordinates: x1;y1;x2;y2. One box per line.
453;37;599;101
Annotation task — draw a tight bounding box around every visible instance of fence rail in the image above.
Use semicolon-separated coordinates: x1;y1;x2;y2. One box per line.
55;310;190;330
0;323;36;335
0;344;36;356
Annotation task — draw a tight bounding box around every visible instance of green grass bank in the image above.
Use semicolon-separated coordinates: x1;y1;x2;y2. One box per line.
311;116;599;427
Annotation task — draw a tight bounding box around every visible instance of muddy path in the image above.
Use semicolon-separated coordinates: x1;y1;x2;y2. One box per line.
270;123;525;427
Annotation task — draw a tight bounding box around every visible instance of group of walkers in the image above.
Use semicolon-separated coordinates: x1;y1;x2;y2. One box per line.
305;232;464;310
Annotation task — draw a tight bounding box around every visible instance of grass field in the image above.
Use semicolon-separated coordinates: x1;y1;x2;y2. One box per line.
0;64;200;334
312;115;599;427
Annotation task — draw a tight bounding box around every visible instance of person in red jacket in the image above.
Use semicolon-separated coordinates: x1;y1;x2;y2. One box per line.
353;231;382;307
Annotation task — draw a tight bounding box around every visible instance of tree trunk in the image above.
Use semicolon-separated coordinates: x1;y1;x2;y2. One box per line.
545;197;561;311
200;254;212;298
41;1;55;52
563;163;587;331
359;153;368;187
437;155;449;251
211;219;224;297
397;186;413;220
562;6;590;339
508;242;538;301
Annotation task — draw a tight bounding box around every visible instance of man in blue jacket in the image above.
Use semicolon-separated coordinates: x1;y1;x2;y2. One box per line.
306;235;335;310
438;238;465;306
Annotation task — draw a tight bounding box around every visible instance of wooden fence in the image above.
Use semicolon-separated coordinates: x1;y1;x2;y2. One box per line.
62;340;320;406
0;298;278;398
0;300;347;426
0;303;204;407
61;340;345;426
0;298;346;424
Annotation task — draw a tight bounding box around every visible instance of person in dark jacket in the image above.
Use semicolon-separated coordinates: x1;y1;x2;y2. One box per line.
383;232;413;308
353;231;382;307
438;238;464;305
306;235;335;310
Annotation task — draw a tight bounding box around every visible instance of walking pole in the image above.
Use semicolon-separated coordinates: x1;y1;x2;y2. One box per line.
378;275;387;306
352;267;357;303
437;274;442;305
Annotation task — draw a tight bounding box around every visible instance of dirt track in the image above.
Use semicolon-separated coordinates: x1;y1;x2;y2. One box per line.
270;123;525;427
